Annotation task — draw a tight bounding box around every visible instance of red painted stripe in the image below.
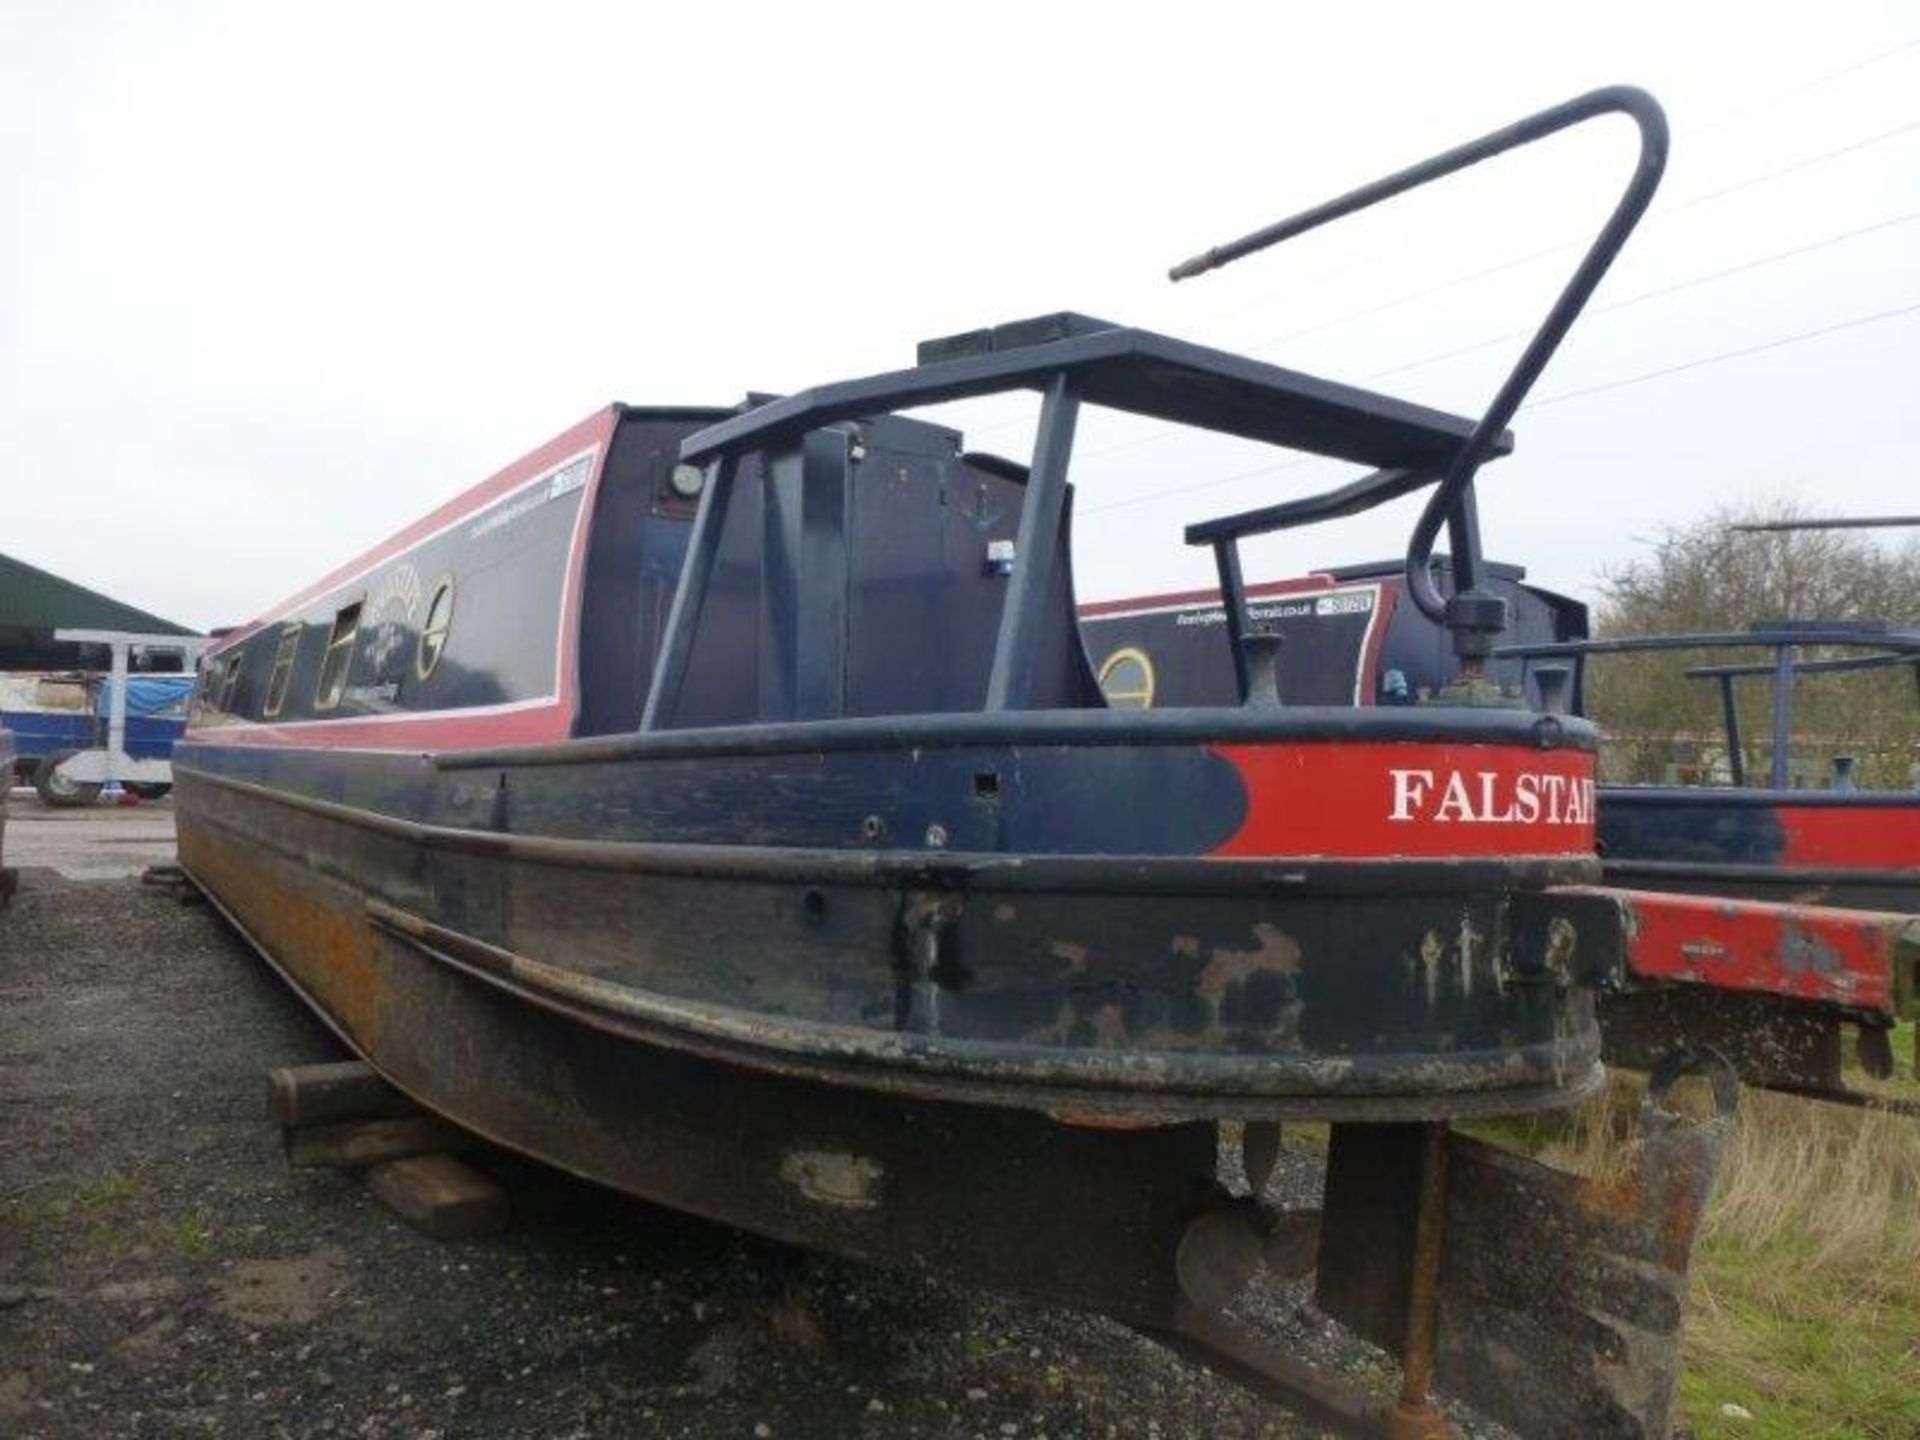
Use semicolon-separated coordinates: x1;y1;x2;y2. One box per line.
1209;741;1597;859
1777;803;1920;869
1610;886;1903;1014
1076;573;1335;618
183;704;567;752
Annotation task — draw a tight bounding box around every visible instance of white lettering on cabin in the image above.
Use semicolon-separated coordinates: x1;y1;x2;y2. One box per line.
1390;769;1435;821
1386;768;1592;825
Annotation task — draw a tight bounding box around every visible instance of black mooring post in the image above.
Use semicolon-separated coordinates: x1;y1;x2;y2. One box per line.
1718;674;1746;788
1770;644;1796;788
985;375;1081;711
640;455;738;732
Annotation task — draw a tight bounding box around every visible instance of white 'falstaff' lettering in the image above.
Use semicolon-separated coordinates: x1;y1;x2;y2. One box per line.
1387;768;1592;824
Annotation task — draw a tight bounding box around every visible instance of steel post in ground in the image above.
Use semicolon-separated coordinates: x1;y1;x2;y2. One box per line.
1385;1122;1449;1440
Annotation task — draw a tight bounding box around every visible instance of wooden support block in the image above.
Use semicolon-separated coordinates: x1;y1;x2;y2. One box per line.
366;1153;508;1240
284;1114;470;1169
266;1061;418;1127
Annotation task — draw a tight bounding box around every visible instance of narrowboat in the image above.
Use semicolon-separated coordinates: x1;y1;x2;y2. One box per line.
1497;625;1920;1101
1084;564;1920;1110
175;88;1912;1435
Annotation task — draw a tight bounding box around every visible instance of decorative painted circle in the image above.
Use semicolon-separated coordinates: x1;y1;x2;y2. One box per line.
417;577;455;680
1098;647;1156;709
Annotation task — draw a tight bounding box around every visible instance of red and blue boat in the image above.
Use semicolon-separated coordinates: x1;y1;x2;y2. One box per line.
172;89;1912;1436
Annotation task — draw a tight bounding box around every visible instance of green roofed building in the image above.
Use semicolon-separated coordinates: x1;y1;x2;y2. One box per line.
0;552;199;670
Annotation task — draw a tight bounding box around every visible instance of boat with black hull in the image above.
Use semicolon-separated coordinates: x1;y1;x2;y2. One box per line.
1498;623;1920;1103
1082;572;1920;1114
172;89;1918;1436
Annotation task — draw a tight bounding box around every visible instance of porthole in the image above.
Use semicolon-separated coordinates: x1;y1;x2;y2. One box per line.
668;463;706;500
416;576;454;680
1097;647;1156;709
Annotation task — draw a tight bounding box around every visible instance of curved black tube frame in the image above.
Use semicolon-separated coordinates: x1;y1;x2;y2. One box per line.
1170;86;1669;639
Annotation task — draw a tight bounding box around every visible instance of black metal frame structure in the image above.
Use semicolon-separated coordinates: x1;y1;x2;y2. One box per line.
643;322;1508;728
1171;86;1668;683
1499;623;1920;788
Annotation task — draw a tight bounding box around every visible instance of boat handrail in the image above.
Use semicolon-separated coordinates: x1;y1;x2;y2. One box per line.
1495;625;1920;788
1172;87;1668;665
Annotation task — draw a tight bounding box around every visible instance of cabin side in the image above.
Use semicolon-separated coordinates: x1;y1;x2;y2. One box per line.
185;403;1102;749
1079;558;1588;709
186;407;728;749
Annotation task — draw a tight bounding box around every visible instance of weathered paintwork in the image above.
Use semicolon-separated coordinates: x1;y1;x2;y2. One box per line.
1090;567;1920;1099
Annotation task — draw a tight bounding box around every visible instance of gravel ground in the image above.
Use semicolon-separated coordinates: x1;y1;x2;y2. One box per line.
3;791;178;880
0;807;1410;1439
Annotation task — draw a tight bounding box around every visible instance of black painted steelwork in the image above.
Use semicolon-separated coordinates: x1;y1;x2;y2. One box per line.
1171;87;1668;672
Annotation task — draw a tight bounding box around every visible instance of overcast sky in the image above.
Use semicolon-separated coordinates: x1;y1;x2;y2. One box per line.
3;1;1916;633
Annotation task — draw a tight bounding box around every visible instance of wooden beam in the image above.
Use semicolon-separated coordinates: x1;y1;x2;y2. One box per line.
366;1154;508;1240
283;1115;469;1169
266;1061;417;1127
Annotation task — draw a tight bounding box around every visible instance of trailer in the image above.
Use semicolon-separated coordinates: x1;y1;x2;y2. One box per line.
5;630;212;806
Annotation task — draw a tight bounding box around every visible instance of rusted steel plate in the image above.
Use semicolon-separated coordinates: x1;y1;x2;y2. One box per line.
1602;886;1917;1015
1600;987;1843;1093
173;768;1611;1123
1317;1061;1733;1439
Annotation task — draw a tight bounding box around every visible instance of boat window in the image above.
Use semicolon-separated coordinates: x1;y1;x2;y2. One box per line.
263;626;302;717
1097;648;1156;709
194;659;220;713
417;577;454;680
219;653;244;713
314;599;364;710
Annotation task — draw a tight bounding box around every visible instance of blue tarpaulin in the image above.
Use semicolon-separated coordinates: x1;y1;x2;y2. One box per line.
95;675;193;720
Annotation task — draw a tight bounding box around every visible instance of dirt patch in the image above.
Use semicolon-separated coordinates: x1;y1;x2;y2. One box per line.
216;1245;346;1327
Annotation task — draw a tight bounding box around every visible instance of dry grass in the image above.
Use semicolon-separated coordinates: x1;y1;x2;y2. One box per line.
1461;1058;1920;1436
1681;1083;1920;1439
1699;1088;1920;1285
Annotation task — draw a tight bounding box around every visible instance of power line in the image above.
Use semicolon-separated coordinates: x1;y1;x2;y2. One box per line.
966;109;1920;442
1363;209;1920;385
1528;298;1920;407
1687;36;1920;139
1732;516;1920;532
1237;115;1920;357
1070;206;1920;466
1078;298;1920;518
1209;46;1920;339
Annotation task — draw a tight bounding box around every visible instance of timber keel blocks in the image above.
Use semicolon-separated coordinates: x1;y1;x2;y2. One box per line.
268;1061;504;1239
266;1061;417;1128
283;1115;473;1169
366;1154;509;1240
